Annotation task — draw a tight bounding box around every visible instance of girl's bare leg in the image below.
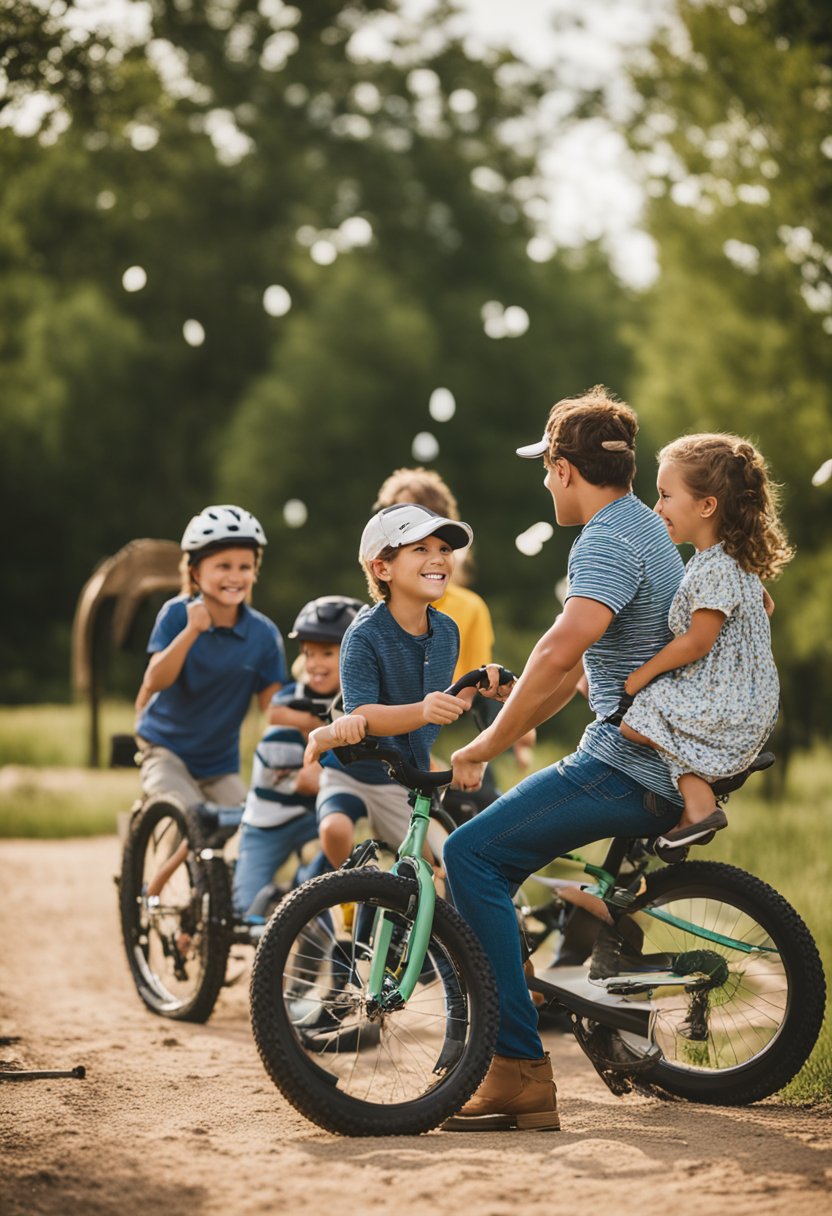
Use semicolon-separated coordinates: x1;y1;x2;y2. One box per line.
677;773;719;828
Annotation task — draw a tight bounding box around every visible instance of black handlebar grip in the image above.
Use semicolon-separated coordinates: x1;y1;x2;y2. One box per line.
445;665;515;697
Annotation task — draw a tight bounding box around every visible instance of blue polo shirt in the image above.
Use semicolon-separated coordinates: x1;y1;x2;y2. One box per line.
137;596;287;778
327;602;459;784
567;493;685;804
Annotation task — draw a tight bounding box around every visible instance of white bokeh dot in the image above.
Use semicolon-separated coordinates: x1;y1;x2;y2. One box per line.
412;431;440;462
428;388;456;422
283;498;308;527
263;285;292;317
183;319;205;347
122;265;147;292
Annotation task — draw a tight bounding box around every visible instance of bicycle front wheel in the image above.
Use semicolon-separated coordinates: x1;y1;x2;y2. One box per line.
119;797;232;1022
591;860;825;1103
250;868;499;1135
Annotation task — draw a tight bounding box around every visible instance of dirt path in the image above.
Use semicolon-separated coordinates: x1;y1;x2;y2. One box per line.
1;836;829;1216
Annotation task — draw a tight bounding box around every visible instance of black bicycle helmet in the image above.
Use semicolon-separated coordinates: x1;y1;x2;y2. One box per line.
289;596;365;643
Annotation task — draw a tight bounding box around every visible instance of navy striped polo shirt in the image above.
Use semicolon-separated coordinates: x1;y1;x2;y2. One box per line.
334;601;459;782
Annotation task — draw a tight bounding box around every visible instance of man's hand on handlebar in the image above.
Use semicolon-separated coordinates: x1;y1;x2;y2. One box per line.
476;663;515;702
450;747;487;793
304;713;368;765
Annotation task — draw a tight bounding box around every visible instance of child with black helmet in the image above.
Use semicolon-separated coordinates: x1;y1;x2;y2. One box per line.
232;595;363;919
135;505;287;811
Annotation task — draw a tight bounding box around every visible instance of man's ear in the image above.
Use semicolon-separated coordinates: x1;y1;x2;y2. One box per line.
558;458;573;487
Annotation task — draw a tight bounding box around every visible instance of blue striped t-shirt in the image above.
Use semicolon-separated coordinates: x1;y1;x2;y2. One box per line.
567;493;685;804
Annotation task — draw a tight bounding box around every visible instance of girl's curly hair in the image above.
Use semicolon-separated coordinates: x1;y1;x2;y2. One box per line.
659;433;794;579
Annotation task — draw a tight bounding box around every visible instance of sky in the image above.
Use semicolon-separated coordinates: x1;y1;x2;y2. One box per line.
435;0;673;286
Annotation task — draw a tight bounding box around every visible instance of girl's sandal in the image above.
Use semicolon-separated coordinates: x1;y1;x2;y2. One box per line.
655;808;728;855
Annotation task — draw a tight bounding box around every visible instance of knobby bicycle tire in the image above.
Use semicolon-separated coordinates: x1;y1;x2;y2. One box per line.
594;860;825;1104
119;797;232;1022
250;868;499;1135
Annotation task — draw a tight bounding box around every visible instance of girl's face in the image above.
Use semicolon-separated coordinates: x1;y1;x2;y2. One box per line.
655;460;718;549
300;641;340;696
191;547;257;609
375;534;454;603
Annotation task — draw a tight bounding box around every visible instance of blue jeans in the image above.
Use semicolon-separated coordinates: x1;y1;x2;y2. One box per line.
232;813;319;918
443;751;680;1060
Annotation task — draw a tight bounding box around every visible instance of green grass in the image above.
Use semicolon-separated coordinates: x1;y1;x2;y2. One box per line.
0;701;829;1101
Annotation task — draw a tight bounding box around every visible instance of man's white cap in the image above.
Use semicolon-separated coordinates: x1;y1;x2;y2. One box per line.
360;504;473;562
516;434;550;459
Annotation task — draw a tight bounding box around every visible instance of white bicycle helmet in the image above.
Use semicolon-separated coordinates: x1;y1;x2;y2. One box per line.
180;505;267;556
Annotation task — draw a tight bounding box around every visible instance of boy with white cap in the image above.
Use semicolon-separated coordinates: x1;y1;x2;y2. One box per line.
306;503;507;867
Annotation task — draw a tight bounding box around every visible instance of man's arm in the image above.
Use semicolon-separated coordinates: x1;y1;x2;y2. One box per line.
451;596;613;787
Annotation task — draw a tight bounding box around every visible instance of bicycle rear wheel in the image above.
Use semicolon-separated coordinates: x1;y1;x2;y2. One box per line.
250;868;499;1135
119;797;232;1022
590;860;825;1103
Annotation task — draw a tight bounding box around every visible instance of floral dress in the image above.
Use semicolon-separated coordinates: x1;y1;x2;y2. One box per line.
622;543;779;786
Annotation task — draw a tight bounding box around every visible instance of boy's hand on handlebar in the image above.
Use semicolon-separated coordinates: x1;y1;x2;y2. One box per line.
477;663;515;701
422;691;469;725
304;714;368;764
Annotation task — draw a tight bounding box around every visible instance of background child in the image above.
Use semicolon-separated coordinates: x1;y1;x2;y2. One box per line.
232;595;363;919
620;433;793;857
307;504;507;867
135;504;286;810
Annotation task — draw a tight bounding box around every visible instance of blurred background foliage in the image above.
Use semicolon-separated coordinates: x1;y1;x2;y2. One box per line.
0;0;830;758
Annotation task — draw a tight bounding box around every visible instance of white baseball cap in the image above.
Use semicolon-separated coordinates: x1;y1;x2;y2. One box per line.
516;434;550;459
360;504;473;562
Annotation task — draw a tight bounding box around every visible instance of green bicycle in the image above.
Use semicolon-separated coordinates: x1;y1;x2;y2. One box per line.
249;674;825;1136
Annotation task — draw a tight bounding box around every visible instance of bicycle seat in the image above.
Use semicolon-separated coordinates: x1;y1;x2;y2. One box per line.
333;739;452;796
196;804;244;844
711;751;775;798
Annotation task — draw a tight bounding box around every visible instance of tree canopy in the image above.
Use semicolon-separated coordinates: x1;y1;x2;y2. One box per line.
1;0;829;751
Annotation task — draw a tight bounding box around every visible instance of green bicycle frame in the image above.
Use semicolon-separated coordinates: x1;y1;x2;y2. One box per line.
367;791;436;1009
561;850;779;957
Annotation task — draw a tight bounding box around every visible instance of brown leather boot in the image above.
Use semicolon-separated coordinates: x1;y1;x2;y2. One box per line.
442;1052;560;1131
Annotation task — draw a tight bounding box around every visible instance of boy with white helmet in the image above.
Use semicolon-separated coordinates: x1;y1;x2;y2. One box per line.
135;505;287;810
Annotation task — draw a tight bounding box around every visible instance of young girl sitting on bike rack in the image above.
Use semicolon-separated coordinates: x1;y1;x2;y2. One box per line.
618;433;793;859
305;504;509;866
232;596;363;920
134;505;287;811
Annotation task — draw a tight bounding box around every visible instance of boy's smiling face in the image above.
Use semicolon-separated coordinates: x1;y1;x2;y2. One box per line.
191;547;257;609
300;640;340;696
373;533;454;604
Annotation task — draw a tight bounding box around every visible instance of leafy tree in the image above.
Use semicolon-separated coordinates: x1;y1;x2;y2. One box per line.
0;0;634;701
618;0;832;744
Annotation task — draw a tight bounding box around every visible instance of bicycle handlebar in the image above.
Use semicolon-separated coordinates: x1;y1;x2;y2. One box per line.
284;694;341;721
332;665;515;794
